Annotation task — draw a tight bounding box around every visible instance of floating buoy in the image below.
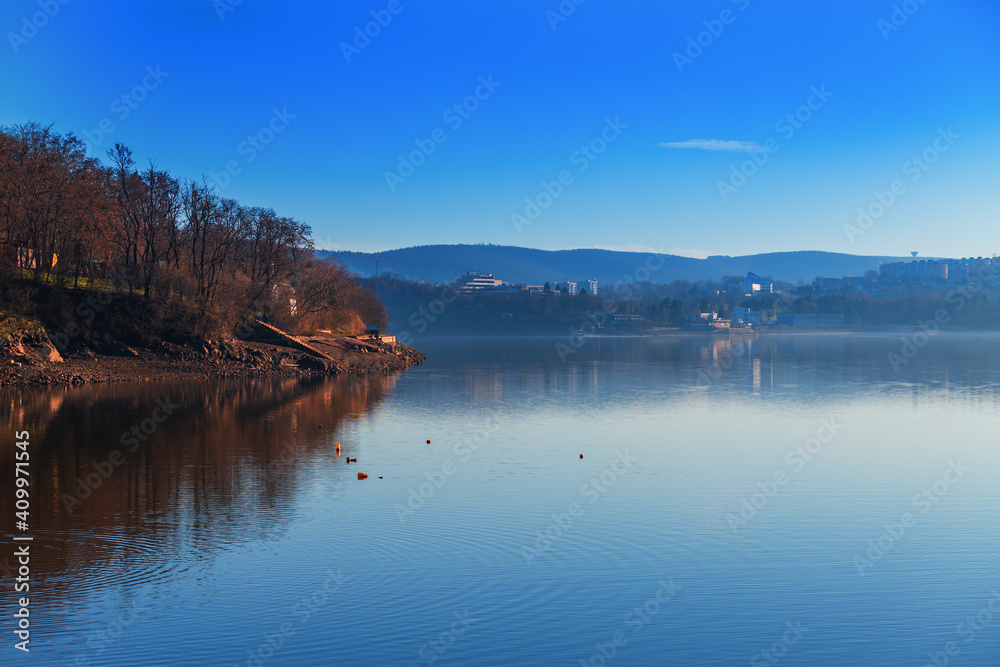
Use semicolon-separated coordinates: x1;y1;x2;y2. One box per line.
358;472;368;480
378;476;384;479
426;440;431;444
580;454;583;459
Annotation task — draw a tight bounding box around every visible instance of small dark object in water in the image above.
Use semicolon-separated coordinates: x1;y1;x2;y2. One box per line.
379;476;384;479
358;472;368;480
580;454;583;459
426;439;431;444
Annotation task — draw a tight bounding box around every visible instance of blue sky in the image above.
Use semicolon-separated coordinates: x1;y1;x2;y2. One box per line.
1;0;997;257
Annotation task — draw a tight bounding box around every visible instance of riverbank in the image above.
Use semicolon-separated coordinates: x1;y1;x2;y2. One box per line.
400;324;1000;340
0;328;425;386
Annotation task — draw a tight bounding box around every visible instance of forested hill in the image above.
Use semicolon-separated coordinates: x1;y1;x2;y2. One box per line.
319;245;914;285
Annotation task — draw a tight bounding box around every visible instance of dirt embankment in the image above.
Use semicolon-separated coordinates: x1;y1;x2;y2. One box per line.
0;330;425;386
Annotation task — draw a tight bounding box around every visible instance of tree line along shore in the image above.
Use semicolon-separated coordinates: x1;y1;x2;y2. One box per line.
0;122;423;384
365;273;1000;338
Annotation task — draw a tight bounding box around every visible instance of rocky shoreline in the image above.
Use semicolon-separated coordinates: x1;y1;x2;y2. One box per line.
0;330;425;386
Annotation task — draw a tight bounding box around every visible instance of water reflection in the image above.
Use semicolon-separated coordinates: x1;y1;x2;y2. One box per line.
0;374;392;612
411;332;1000;411
2;332;1000;665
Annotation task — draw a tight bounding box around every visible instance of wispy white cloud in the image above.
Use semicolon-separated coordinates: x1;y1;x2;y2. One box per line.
657;139;760;152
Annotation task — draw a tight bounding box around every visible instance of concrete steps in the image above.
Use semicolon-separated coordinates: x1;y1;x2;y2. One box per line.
251;319;337;362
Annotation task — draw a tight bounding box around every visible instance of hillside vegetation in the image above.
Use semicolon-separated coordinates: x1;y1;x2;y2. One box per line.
0;122;385;349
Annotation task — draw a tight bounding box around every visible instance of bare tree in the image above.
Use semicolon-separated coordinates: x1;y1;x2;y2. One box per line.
106;143;180;298
0;123;97;283
236;206;311;316
0;123;388;342
181;181;239;315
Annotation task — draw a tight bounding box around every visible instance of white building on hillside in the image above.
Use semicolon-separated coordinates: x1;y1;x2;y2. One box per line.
458;272;502;293
741;272;772;295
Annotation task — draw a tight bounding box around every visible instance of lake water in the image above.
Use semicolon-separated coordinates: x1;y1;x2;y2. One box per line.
3;333;1000;666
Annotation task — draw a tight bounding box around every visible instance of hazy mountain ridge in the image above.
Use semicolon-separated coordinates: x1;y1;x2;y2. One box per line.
318;244;916;286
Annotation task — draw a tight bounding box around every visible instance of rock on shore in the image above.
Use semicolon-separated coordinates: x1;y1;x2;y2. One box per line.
0;332;425;387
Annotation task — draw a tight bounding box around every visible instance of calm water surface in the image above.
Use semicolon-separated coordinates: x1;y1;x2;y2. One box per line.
2;333;1000;666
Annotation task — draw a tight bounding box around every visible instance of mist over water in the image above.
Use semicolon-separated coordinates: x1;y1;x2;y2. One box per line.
2;332;999;665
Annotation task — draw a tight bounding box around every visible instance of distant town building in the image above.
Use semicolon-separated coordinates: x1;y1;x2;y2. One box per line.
685;312;730;329
587;279;598;295
731;307;762;325
968;257;993;280
741;272;772;295
458;272;502;293
556;281;578;295
879;259;948;280
946;260;967;282
878;257;1000;283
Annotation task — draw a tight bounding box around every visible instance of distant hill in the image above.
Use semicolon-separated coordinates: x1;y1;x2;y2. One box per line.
317;244;916;286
